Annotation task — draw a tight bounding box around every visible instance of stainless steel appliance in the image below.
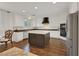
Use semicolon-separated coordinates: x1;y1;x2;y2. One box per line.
60;23;66;37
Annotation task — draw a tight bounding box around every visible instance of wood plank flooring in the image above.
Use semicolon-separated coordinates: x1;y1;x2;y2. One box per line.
0;38;67;56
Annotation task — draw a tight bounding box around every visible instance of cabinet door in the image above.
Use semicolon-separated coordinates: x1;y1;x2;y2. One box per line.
13;32;23;42
23;32;28;38
36;34;44;47
29;33;37;45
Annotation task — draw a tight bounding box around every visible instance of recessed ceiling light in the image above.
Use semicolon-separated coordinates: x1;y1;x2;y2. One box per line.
22;10;26;12
34;6;38;10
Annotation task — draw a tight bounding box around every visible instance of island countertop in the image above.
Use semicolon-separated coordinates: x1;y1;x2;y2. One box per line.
28;30;50;34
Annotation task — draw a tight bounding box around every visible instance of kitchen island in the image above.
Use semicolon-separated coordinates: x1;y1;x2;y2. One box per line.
28;31;50;48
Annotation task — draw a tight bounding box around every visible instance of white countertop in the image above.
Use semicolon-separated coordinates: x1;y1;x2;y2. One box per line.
59;36;67;40
28;30;49;34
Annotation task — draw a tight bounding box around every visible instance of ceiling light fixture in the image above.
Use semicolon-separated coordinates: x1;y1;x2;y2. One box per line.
22;10;26;12
34;6;38;10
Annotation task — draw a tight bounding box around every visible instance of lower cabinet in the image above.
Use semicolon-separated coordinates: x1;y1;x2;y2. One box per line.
12;32;23;42
23;32;28;39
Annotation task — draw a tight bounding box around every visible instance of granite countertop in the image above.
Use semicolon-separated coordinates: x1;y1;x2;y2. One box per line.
13;28;59;32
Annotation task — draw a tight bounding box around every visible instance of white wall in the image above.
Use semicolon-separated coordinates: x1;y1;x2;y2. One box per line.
32;13;67;29
69;2;77;13
0;9;26;42
0;10;15;37
14;13;25;27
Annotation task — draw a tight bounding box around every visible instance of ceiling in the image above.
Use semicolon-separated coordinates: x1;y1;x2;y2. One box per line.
0;2;71;17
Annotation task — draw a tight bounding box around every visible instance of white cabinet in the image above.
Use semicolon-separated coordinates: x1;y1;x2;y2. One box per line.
23;30;60;39
12;14;25;42
49;31;60;38
23;32;28;39
13;32;23;42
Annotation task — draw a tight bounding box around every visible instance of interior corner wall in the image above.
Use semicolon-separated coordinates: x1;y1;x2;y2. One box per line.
0;10;15;36
69;2;77;13
0;9;26;38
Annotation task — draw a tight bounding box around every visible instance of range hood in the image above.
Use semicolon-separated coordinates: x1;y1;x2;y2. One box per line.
42;17;49;24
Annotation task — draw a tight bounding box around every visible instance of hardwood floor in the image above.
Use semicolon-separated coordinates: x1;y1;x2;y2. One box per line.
0;38;67;56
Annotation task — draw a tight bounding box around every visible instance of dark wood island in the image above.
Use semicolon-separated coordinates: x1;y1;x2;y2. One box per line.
28;31;50;48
